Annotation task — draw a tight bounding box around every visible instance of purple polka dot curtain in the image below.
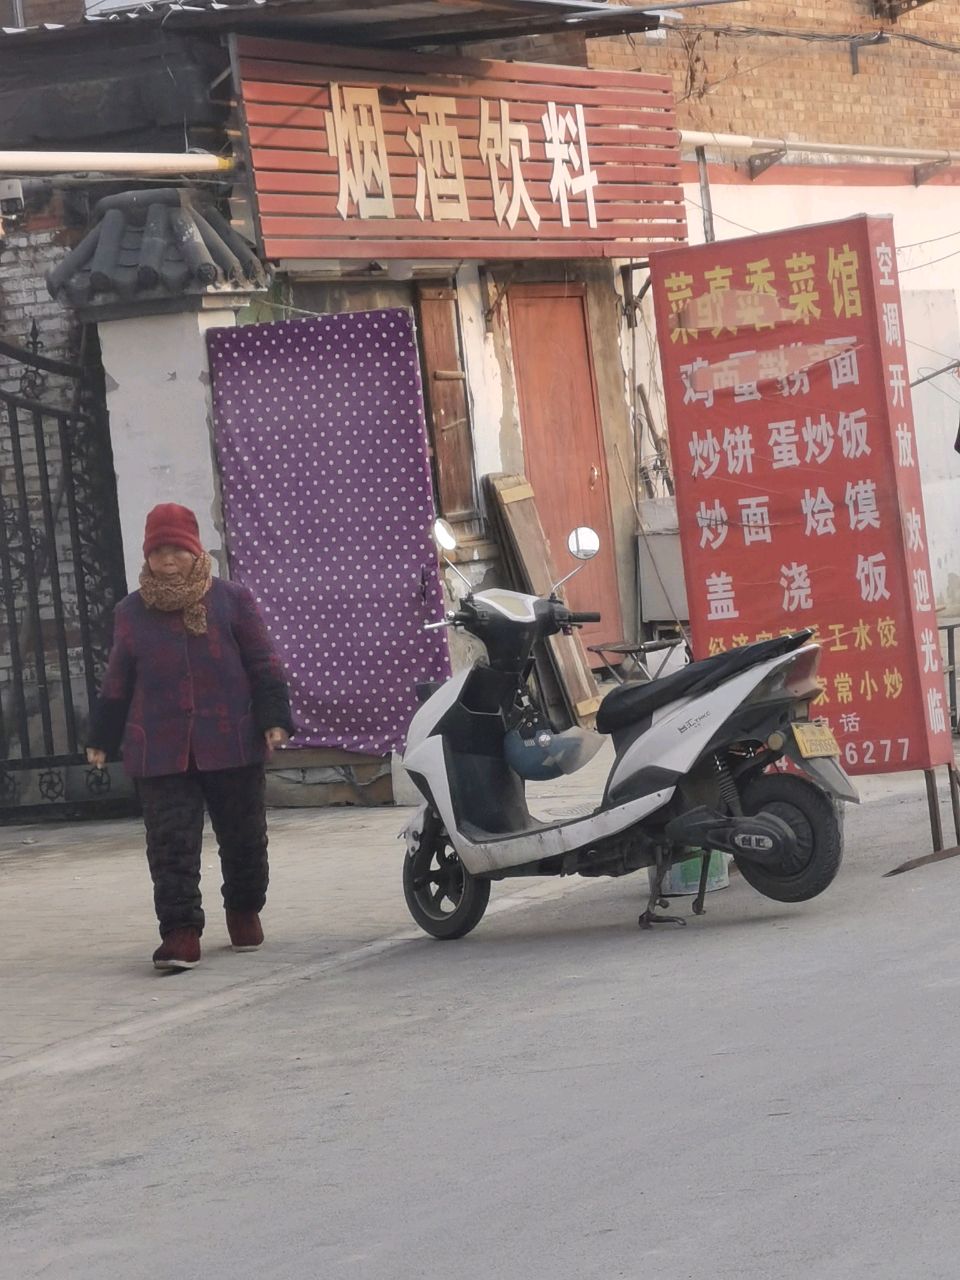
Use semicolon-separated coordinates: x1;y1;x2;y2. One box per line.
206;309;450;755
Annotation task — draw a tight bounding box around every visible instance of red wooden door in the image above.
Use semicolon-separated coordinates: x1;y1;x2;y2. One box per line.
507;283;623;660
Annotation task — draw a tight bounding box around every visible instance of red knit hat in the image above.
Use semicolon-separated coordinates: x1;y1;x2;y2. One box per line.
143;504;204;559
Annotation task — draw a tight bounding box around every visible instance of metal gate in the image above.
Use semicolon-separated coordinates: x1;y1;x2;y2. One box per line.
0;327;129;819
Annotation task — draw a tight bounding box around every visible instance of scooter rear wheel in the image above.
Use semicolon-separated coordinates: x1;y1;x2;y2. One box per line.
403;809;491;940
735;773;843;903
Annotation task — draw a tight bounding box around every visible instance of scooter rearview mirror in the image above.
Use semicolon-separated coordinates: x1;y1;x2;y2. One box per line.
550;526;601;596
432;518;472;593
433;519;458;552
567;526;600;560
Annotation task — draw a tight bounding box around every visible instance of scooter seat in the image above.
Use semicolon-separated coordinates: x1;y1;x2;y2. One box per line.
595;631;811;735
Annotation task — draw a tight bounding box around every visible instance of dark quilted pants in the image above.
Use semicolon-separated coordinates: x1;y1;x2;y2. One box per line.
138;765;269;937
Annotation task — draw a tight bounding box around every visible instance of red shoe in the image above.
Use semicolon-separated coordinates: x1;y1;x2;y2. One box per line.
153;928;201;971
226;910;264;952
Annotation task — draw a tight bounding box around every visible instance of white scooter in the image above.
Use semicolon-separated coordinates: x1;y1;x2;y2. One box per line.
401;522;858;939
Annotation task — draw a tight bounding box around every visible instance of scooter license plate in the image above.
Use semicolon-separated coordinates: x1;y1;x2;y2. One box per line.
791;722;840;758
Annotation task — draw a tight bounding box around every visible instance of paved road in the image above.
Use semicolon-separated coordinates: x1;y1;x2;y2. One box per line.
4;775;960;1279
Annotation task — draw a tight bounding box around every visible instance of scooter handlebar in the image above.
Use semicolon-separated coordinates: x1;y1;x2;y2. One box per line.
424;610;475;631
566;611;601;624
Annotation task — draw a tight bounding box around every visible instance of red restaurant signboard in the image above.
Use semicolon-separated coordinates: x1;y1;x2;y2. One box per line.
233;37;686;261
651;215;952;775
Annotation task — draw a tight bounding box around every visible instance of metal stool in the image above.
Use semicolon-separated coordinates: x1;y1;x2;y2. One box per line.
587;637;684;684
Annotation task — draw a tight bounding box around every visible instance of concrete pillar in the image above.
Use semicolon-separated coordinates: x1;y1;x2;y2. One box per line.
97;307;240;585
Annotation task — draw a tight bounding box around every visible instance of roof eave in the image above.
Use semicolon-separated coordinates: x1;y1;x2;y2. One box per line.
2;1;661;50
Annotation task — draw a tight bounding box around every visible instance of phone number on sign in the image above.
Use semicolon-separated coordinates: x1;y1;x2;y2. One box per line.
842;738;910;767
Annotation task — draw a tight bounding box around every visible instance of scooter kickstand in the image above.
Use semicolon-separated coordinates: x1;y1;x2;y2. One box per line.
638;852;687;930
692;852;711;917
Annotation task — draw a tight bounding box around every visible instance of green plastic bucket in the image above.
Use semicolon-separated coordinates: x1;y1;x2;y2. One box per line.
648;849;729;896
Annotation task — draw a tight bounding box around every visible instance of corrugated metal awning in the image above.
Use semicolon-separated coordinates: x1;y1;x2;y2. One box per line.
240;0;665;46
2;0;670;47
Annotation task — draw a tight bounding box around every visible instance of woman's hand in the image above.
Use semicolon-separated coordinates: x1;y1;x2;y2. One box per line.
86;747;107;770
264;728;290;752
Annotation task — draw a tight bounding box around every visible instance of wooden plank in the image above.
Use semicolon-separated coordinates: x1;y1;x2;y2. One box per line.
600;167;684;187
267;236;685;260
259;215;686;240
245;123;681;151
243;101;679;135
483;476;570;730
248;147;686;184
259;207;686;232
243;103;677;136
236;36;674;93
248;151;685;192
244;100;680;130
267;239;605;259
514;549;599;727
485;473;599;731
500;482;535;503
249;144;682;175
242;94;678;127
256;191;685;216
253;168;685;196
242;78;677;118
239;61;678;112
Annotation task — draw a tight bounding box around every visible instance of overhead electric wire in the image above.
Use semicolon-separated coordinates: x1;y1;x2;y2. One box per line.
684;196;761;237
900;247;960;273
897;229;960;250
907;336;960;367
674;22;960;58
683;199;960;272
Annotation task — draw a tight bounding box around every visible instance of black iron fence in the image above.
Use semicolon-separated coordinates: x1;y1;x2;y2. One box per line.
0;329;129;818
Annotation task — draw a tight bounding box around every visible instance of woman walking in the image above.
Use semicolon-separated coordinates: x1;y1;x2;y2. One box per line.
86;503;294;971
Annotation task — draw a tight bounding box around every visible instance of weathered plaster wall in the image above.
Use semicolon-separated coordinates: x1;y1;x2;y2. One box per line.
97;308;236;586
903;291;960;616
456;265;510;483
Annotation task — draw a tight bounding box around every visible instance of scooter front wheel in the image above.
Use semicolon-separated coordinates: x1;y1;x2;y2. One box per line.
403;810;491;940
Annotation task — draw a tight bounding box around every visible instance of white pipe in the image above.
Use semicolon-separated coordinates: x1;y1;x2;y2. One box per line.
4;135;949;178
681;130;958;166
12;136;947;178
0;151;234;176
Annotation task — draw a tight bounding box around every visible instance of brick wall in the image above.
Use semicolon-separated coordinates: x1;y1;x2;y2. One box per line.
0;205;80;401
466;30;588;67
589;0;960;151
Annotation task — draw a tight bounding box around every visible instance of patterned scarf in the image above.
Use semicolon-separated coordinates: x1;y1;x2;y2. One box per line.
139;552;213;636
